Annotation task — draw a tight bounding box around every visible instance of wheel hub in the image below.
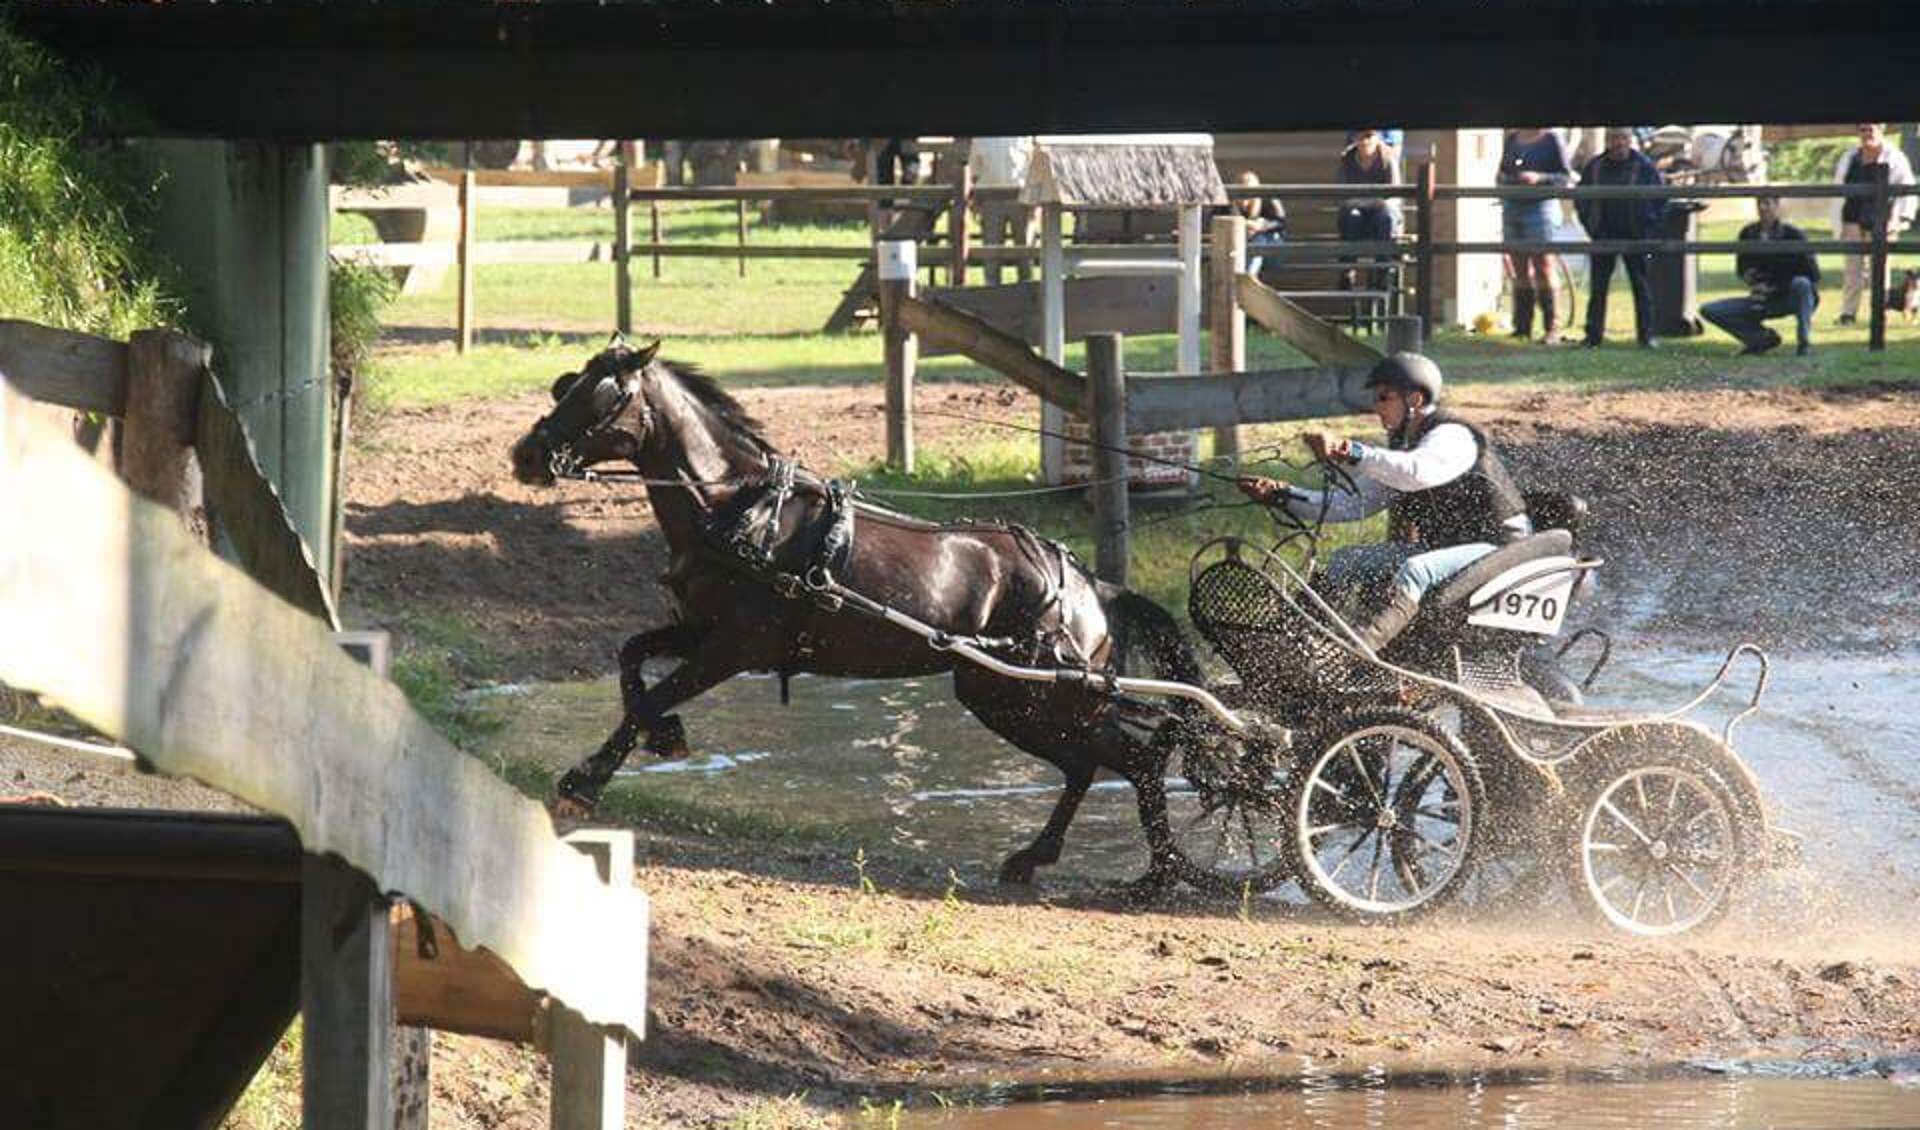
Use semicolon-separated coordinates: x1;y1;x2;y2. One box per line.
1374;807;1398;831
1649;839;1670;862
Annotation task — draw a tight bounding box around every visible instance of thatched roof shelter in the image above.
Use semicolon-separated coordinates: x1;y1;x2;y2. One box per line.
1022;134;1226;208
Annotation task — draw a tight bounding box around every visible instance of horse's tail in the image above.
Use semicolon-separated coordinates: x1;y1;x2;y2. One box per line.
1099;583;1203;689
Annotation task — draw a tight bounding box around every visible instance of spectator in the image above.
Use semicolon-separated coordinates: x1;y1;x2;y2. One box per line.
967;136;1038;285
1337;129;1403;293
1700;194;1821;356
1832;123;1918;326
1351;128;1406;162
1229;170;1289;281
1576;127;1665;348
1498;128;1577;342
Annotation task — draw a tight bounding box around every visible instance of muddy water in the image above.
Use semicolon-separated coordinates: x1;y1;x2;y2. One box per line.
479;645;1920;937
482;668;1162;881
914;1067;1920;1128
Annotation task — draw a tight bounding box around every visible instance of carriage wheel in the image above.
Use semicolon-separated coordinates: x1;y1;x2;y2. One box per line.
1282;706;1485;921
1441;709;1560;914
1562;735;1764;937
1160;720;1294;895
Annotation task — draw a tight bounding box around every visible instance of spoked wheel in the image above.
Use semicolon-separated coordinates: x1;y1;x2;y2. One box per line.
1283;706;1485;921
1160;719;1293;895
1562;731;1765;937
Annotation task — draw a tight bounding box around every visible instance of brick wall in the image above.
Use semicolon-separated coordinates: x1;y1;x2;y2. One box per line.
1058;415;1196;488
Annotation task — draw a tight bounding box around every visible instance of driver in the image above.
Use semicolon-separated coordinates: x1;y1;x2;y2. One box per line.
1235;352;1531;653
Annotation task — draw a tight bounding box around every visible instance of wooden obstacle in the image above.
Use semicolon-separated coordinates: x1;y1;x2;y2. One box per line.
0;326;646;1128
1082;318;1419;582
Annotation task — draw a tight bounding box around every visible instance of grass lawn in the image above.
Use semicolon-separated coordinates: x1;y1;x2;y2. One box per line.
354;201;1920;616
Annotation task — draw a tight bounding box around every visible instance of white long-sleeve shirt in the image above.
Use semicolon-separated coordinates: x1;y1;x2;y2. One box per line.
1283;411;1531;538
1832;144;1918;233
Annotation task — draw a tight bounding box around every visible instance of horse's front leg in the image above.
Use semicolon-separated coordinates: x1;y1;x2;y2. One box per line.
552;637;733;817
999;762;1095;885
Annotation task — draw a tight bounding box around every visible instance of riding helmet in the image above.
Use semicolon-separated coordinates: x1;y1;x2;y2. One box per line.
1364;352;1443;404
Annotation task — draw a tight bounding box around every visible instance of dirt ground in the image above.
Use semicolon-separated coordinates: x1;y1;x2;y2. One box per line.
11;372;1920;1127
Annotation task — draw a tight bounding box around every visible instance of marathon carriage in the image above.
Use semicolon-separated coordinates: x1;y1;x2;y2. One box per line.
514;340;1789;939
1150;488;1791;937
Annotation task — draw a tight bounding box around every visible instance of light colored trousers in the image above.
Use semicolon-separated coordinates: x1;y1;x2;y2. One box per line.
1840;220;1899;320
1324;541;1498;606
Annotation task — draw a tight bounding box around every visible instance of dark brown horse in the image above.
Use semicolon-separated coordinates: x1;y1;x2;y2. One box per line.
510;341;1201;887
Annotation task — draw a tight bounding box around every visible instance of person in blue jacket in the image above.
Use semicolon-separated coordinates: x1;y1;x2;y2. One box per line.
1576;127;1666;348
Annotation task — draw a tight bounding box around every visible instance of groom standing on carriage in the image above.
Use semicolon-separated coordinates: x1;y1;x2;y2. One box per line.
1235;353;1530;655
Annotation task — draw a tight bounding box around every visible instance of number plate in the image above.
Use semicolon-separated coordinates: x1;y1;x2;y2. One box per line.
1468;560;1577;636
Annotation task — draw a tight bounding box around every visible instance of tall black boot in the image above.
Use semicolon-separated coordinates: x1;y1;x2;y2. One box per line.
1538;286;1560;343
1510;287;1535;338
1352;590;1423;655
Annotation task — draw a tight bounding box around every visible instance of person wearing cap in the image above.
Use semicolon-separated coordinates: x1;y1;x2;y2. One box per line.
1236;353;1531;653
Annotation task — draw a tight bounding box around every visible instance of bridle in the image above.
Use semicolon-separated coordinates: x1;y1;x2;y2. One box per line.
532;366;652;482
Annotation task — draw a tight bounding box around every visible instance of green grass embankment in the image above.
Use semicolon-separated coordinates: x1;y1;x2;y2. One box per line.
0;25;176;335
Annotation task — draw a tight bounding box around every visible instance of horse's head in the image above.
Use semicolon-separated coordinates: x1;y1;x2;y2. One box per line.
511;340;661;485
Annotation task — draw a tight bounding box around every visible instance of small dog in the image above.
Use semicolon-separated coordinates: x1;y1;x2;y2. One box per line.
1890;269;1920;324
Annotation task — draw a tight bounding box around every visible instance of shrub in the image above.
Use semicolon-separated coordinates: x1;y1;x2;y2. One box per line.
0;22;176;335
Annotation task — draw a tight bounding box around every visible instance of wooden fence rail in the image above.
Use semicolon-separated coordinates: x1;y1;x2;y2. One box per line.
0;326;646;1127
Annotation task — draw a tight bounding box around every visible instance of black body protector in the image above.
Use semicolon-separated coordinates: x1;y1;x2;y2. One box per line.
1386;409;1527;548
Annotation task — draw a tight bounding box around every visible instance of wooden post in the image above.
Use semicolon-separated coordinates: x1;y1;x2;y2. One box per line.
613;142;633;337
1870;162;1890;352
456;143;476;355
1386;315;1424;356
1087;333;1130;587
736;198;748;278
332;633;430;1130
302;855;396;1130
1040;204;1067;483
549;830;634;1130
649;200;662;280
1208;214;1246;463
1415;160;1436;344
878;239;918;471
122;329;209;540
1176;204;1203;376
866;143;883;241
951;164;972;287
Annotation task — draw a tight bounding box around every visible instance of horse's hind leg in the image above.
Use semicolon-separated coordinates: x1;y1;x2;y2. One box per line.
999;762;1095;885
616;625;699;758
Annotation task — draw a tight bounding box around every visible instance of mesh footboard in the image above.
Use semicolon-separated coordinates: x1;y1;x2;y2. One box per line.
1189;558;1366;700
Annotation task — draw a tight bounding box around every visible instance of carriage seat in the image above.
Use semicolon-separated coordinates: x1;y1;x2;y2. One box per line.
1421;529;1574;616
1524;491;1587;542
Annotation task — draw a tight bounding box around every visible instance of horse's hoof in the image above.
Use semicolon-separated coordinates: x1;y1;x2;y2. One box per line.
645;715;690;760
1113;869;1175;905
550;794;595;822
997;853;1038;886
552;769;601;820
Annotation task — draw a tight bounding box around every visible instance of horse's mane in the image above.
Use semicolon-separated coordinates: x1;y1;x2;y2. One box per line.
587;343;774;453
658;359;772;451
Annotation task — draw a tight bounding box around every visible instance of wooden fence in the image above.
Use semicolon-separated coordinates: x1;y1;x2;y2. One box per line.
870;206;1462;581
339;159;1920;354
0;326;645;1128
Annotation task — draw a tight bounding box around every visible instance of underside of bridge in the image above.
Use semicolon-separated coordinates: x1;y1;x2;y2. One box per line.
12;0;1920;140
